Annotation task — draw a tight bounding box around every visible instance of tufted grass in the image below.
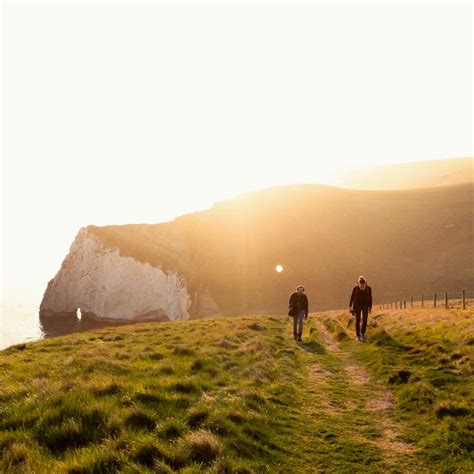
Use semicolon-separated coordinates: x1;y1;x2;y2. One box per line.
0;309;472;472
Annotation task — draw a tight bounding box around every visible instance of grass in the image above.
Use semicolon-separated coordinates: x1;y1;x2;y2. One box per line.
0;309;472;472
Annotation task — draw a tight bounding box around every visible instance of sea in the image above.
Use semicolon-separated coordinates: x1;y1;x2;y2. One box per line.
0;304;142;351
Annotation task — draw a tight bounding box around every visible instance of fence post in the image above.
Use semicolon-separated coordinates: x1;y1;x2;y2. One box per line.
410;297;413;308
421;294;424;308
396;301;398;309
434;293;437;308
404;301;407;309
462;290;466;310
445;291;448;309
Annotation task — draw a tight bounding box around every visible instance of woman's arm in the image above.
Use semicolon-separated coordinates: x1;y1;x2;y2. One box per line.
289;293;296;307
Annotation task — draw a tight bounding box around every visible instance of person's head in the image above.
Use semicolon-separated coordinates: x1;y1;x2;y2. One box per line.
358;276;367;288
296;285;305;294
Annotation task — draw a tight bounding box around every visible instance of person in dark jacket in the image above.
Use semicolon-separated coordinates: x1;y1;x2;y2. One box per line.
289;285;309;341
349;276;372;341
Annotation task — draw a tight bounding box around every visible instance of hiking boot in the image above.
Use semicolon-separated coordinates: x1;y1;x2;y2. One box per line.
356;335;361;341
361;334;366;341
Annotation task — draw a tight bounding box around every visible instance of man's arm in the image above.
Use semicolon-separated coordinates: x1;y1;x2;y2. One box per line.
368;287;372;311
304;294;309;318
349;287;356;309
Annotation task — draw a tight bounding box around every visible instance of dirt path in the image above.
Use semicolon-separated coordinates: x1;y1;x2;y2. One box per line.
294;319;422;471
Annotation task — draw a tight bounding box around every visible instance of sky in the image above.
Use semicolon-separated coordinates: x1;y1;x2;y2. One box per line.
1;1;472;313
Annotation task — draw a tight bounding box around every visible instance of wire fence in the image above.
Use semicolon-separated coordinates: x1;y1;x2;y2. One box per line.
378;290;474;310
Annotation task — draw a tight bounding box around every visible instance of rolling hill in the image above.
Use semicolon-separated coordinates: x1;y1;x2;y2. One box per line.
1;307;472;472
338;157;473;190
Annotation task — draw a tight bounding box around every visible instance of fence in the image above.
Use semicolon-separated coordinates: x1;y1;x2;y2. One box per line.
378;290;474;311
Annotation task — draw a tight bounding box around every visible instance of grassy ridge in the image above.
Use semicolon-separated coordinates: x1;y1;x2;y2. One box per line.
0;309;472;473
323;308;474;470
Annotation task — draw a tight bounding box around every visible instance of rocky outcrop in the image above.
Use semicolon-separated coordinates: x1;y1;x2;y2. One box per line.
40;228;192;321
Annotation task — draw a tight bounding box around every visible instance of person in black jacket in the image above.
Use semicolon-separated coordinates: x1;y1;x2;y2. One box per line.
349;276;372;341
289;285;309;341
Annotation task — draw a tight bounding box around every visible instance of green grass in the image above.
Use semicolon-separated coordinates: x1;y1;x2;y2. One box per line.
0;309;472;472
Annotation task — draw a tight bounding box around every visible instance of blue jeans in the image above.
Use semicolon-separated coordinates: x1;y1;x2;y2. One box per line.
293;309;306;337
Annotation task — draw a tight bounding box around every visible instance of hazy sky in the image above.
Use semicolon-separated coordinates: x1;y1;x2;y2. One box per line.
1;1;472;311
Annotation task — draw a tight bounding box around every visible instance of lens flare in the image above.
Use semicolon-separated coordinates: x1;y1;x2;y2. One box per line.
275;264;283;273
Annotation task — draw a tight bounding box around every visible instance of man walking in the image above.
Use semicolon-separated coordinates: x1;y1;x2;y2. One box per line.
349;276;372;341
289;285;309;342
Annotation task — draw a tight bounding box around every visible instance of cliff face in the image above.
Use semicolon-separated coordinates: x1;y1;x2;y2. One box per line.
40;182;473;321
40;228;192;321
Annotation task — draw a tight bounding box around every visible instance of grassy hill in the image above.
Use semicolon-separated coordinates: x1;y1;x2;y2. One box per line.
1;308;472;472
83;182;473;317
338;157;473;190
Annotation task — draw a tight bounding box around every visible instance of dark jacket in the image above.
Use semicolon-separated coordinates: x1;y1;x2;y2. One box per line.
289;292;309;317
349;285;372;309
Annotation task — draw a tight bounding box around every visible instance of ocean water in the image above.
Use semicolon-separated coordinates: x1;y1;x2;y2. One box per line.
0;304;146;351
1;305;44;350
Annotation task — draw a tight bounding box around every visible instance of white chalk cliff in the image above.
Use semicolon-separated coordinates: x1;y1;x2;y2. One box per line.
40;228;191;321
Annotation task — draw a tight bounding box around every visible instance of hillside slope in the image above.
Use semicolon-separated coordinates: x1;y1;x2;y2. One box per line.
338;157;473;190
1;308;472;472
40;182;473;320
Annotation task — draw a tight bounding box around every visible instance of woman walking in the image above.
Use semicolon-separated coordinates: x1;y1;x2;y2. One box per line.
288;285;309;342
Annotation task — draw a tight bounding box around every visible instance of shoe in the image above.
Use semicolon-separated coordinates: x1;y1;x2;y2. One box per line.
361;334;366;341
356;335;361;341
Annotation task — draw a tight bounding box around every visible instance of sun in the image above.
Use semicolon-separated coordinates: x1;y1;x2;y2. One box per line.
275;264;284;273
